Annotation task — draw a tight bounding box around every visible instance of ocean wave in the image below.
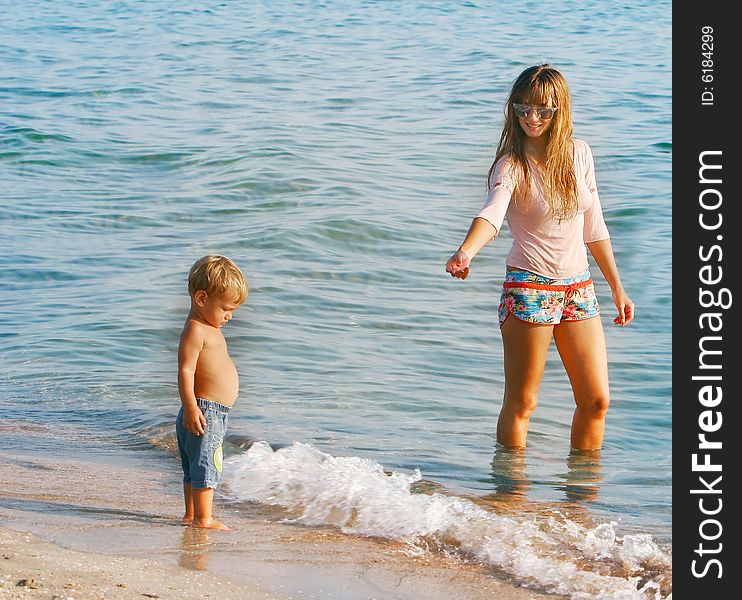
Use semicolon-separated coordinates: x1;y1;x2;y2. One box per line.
222;441;671;599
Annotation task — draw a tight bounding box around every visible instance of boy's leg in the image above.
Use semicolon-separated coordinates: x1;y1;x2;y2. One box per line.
182;483;194;525
190;487;230;530
181;401;230;530
176;408;197;525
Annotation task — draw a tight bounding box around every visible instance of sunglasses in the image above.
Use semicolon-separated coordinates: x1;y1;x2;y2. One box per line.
512;103;558;120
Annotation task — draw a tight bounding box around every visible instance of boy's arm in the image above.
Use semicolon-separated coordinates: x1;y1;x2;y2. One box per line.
178;322;207;435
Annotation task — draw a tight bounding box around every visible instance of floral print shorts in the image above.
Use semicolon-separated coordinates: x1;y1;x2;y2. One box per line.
498;267;600;326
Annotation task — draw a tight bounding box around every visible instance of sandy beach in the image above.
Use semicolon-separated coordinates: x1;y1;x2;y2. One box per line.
0;527;277;600
0;421;562;600
0;523;563;600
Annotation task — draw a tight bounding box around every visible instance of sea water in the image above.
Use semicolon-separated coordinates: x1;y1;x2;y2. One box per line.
1;1;672;598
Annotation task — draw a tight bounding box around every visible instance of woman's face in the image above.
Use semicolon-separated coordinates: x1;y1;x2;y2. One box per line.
515;102;557;139
514;92;557;140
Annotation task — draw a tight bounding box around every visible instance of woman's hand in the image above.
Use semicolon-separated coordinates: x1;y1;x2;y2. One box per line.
611;287;635;326
446;250;471;279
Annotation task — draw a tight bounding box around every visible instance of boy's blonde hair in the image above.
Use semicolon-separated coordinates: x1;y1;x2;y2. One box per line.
188;255;248;304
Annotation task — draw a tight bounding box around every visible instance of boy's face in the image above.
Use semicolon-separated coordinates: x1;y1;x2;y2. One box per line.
193;291;241;328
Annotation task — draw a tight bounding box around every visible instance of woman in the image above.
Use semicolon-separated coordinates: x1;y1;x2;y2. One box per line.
446;64;634;450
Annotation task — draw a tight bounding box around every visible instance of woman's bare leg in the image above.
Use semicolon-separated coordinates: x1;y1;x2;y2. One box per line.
553;317;610;450
497;316;554;447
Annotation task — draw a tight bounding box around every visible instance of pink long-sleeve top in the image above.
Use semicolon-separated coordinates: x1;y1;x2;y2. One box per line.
476;138;610;279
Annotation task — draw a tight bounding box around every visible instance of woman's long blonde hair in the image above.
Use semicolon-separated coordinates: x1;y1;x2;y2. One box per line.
488;64;577;219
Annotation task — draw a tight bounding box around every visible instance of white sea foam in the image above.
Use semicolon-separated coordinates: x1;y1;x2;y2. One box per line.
222;441;671;600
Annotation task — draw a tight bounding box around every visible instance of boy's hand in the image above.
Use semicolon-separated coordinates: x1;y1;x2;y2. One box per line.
183;404;207;435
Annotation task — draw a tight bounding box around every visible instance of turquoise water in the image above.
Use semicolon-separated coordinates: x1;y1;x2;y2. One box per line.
1;1;671;597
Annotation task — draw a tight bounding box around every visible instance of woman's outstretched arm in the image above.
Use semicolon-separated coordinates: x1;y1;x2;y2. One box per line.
445;217;498;279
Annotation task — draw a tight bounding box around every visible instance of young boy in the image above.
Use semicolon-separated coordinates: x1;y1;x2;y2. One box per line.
176;255;248;530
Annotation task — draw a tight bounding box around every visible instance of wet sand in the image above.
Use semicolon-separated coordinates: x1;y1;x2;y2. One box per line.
0;527;276;599
0;422;562;600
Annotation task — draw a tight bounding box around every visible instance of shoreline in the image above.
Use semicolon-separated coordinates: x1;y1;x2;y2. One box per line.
0;429;562;600
0;522;559;600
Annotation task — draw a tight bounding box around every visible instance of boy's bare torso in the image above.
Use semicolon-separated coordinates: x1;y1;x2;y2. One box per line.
187;319;239;406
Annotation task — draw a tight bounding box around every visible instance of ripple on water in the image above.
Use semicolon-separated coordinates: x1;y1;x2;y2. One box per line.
1;2;672;588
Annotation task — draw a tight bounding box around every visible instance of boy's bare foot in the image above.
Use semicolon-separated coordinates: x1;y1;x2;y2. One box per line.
190;518;231;530
181;516;194;526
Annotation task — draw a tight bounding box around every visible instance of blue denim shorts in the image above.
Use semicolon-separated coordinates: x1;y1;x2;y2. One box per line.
176;398;230;489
